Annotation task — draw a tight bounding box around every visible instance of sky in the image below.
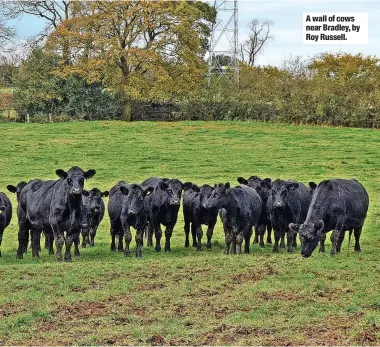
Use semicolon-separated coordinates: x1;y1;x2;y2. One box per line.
9;0;380;67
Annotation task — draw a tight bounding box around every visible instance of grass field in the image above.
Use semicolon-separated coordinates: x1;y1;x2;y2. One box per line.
0;121;379;345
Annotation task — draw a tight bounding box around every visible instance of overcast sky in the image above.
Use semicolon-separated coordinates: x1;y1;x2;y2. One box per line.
10;0;380;67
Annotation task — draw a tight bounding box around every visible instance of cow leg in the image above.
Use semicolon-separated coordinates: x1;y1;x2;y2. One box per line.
184;219;190;248
319;233;326;253
273;229;280;253
206;224;215;249
252;226;259;244
64;234;73;262
330;217;345;255
224;226;232;255
124;225;132;257
266;224;272;244
110;232;116;252
0;228;3;257
117;233;124;252
286;228;294;253
154;225;162;252
280;231;286;248
164;226;173;252
257;224;265;247
110;221;117;251
191;223;197;247
31;228;41;258
44;232;49;250
196;225;203;251
336;230;346;253
17;225;29;259
146;224;154;247
47;232;54;255
73;233;80;257
354;228;362;252
81;229;87;248
90;227;97;247
292;233;297;249
135;228;144;258
236;231;244;255
244;227;253;254
230;233;237;254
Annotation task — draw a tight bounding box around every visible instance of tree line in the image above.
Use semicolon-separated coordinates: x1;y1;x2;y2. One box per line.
0;1;379;128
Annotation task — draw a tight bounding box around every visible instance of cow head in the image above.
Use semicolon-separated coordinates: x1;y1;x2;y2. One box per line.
289;220;324;258
271;180;299;210
56;166;96;196
120;184;154;225
203;182;230;209
158;179;184;206
7;181;28;202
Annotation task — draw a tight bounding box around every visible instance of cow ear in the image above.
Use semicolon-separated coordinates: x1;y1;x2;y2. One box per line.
264;178;272;183
182;182;193;191
286;182;299;191
309;182;317;190
158;181;168;191
82;190;90;197
0;206;4;213
101;191;109;197
314;220;324;233
56;169;68;179
289;223;300;233
260;180;271;189
7;185;17;193
237;177;248;185
144;187;154;196
192;185;200;192
225;182;230;189
84;169;96;179
119;186;129;195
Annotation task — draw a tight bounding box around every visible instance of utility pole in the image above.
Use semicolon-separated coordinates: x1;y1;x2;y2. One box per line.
207;0;239;84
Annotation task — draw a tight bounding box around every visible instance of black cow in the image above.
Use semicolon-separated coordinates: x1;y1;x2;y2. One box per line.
141;177;184;252
237;176;272;246
108;181;153;257
182;183;218;250
7;180;54;254
0;192;12;257
17;166;96;261
81;188;108;248
203;183;262;254
267;179;311;253
289;179;369;258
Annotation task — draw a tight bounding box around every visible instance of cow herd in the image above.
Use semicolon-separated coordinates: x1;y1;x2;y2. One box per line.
0;166;370;261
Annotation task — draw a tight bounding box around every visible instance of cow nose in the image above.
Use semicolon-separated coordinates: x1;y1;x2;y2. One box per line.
274;201;283;207
92;207;100;213
72;188;81;195
172;200;180;205
203;203;207;208
128;209;136;215
82;223;88;228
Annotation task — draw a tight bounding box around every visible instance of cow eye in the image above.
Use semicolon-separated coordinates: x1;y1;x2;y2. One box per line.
67;178;72;184
167;189;172;193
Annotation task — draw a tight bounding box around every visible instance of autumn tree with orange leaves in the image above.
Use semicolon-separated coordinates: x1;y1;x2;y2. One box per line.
46;1;216;121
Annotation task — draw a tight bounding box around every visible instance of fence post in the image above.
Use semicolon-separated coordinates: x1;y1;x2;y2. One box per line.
49;113;52;123
26;114;30;123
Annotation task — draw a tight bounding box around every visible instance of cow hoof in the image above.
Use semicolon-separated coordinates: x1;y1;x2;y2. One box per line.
260;243;265;248
165;248;171;253
280;243;285;248
196;247;201;251
319;248;325;253
124;251;130;257
287;249;294;254
90;243;94;247
110;247;116;252
82;244;86;249
155;246;161;252
185;240;189;248
267;239;272;244
206;243;211;249
354;247;361;252
16;254;23;259
273;248;279;253
64;253;72;262
192;243;197;248
74;250;80;257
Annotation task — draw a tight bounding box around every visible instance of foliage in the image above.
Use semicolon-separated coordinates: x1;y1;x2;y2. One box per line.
13;49;121;121
0;121;379;345
46;1;216;120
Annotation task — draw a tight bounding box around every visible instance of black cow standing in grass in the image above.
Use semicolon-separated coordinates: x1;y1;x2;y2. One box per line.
108;181;153;257
141;177;184;252
289;179;369;258
237;176;272;246
268;179;311;253
182;183;218;250
81;188;109;248
17;166;96;261
7;180;55;255
203;183;262;255
0;192;12;257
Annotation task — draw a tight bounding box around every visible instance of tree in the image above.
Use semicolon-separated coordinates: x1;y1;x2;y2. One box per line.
240;19;272;66
47;1;216;121
1;1;74;61
0;13;15;49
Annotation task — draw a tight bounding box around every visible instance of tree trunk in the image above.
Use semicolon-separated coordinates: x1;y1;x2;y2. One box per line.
121;97;132;121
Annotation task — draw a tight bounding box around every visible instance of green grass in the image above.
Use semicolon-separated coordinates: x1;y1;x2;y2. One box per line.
0;121;379;345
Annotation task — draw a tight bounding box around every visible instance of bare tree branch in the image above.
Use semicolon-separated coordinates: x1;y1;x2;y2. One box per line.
240;19;273;66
